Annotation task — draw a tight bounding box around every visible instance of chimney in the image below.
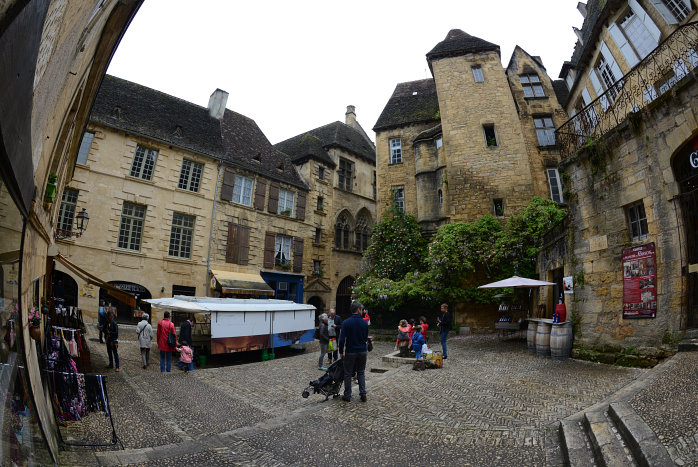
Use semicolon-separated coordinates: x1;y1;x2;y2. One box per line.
208;89;229;120
345;105;357;128
577;2;587;18
573;27;584;44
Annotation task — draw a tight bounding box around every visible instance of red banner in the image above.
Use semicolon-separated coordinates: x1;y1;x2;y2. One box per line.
622;243;657;319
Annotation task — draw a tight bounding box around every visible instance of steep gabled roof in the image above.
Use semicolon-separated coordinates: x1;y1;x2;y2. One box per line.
426;29;500;62
552;80;570;108
373;79;440;132
569;0;609;69
275;121;375;166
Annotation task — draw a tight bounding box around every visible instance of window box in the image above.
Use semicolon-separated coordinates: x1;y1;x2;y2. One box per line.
280;209;291;216
45;174;58;203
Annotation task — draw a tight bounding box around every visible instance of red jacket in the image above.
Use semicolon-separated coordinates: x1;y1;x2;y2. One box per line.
421;322;429;339
157;318;176;351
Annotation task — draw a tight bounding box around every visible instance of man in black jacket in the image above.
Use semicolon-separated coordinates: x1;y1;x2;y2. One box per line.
339;301;369;402
437;303;452;359
180;316;195;347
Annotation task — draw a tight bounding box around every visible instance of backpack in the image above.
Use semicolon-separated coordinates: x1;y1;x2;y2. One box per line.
397;329;409;341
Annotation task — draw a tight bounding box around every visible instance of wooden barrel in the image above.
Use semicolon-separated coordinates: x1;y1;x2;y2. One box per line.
536;322;551;356
527;321;538;351
550;322;573;359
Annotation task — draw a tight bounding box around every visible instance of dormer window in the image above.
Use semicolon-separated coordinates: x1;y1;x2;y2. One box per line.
520;74;544;97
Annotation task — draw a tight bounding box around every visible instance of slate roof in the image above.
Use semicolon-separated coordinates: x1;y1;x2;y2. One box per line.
413;124;442;143
373;79;440;132
569;0;610;69
91;75;307;190
552;80;570;108
275;121;376;166
426;29;500;62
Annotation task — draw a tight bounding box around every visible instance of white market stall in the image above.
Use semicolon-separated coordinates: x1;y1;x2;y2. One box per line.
144;297;315;355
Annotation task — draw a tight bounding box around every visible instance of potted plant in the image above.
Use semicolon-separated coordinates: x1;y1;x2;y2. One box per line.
45;173;58;203
280;209;291;217
28;306;41;341
312;267;323;278
317;205;324;212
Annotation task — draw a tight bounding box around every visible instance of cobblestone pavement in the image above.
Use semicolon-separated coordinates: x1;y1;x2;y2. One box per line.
58;327;649;466
630;351;698;465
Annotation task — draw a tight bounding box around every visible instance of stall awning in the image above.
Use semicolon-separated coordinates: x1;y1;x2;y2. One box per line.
54;254;137;308
210;270;274;296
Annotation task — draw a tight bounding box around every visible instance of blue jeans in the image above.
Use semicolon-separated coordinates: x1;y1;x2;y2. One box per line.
413;345;423;359
177;360;194;371
107;342;119;369
160;350;172;372
343;352;367;398
440;330;449;358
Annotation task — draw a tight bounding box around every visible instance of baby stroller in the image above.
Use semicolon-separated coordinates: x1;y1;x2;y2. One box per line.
302;359;344;401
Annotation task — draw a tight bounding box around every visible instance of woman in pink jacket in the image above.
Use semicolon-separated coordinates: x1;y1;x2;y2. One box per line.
156;311;176;372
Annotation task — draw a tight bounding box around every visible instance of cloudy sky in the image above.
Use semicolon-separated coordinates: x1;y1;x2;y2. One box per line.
107;0;583;144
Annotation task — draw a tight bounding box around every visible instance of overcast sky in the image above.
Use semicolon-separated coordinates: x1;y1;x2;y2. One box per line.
107;0;583;145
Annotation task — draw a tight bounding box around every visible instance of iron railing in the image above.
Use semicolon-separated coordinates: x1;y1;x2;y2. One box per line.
556;21;698;159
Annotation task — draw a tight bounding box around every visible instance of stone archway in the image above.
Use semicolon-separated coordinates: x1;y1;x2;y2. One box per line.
99;281;152;324
335;276;355;319
52;270;78;308
307;295;325;322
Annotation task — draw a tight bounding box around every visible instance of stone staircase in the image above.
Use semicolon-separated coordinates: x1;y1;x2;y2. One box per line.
558;401;673;466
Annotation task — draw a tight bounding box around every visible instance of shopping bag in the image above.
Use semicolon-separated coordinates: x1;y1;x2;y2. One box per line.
328;338;336;352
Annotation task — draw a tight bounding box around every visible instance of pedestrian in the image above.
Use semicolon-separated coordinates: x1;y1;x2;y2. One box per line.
98;300;107;343
176;341;194;373
419;316;429;342
105;311;120;372
407;318;416;340
362;308;371;325
179;315;195;346
338;301;369;402
437;303;452;359
327;308;342;365
317;313;330;370
395;319;410;357
412;324;425;360
136;312;153;369
157;311;176;372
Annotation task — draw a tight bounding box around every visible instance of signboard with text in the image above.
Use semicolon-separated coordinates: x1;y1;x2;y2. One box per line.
622;243;657;319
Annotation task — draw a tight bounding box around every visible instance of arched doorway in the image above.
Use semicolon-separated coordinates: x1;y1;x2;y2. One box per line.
335;276;354;319
307;295;325;323
52;270;78;308
99;281;151;324
672;135;698;328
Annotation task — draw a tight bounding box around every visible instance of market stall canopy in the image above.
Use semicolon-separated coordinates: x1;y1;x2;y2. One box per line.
142;297;208;313
143;296;315;313
478;276;555;289
210;270;274;296
54;254;137;307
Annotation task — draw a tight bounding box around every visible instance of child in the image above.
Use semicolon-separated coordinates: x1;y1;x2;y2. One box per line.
395;319;410;357
419;316;429;342
176;341;194;373
411;325;425;360
407;318;416;340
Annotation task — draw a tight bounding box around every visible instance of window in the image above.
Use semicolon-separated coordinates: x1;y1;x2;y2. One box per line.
129;145;158;180
520;74;544;97
117;202;146;251
172;285;196;296
277;188;295;216
435;137;443;154
76;132;94;165
372;171;377;200
389;138;402;164
472;65;484;82
338;159;353;191
313;260;322;275
168;213;195;259
393;186;405;212
483;125;498;147
534;117;556;146
178;159;203;192
318;166;325;180
335;215;351;249
619;11;656;59
56;188;79;236
438;189;443;205
315;227;322;244
275;235;292;265
597;55;620;101
627;201;649;242
317;196;324;211
355;214;370;251
660;0;691;22
493;199;504;217
232;174;254;206
546;169;564;203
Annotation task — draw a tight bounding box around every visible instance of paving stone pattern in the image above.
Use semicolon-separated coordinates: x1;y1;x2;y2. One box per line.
58;327;646;466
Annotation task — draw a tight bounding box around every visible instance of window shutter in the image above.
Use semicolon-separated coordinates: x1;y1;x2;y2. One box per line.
600;41;624;83
221;167;235;201
226;222;238;263
296;191;306;221
293;237;304;273
588;70;609;111
629;0;661;44
268;182;279;213
237;224;250;265
254;178;267;210
263;231;275;268
607;23;639;68
648;0;679;24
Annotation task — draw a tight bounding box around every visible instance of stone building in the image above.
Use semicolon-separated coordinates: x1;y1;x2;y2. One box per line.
374;30;568;236
538;0;698;352
275;106;377;316
54;75;313;324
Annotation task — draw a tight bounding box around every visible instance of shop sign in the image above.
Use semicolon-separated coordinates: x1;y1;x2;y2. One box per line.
80;283;96;298
622;242;657;319
690;149;698;169
109;281;148;294
563;276;574;294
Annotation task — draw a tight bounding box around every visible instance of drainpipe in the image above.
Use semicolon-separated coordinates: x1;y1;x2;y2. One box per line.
206;162;223;296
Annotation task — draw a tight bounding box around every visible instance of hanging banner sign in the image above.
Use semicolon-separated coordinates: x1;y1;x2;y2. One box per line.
622;242;657;319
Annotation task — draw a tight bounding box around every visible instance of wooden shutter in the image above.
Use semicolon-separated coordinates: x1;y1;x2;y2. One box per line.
607;23;639;68
296;191;306;221
263;231;276;268
237;225;250;265
220;167;235;201
226;222;238;263
293;237;304;273
254;178;267;210
268;182;279;214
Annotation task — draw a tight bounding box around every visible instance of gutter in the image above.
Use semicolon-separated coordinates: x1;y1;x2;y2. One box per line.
206;161;223;296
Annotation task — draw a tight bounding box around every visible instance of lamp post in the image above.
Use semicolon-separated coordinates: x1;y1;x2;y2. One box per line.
55;207;89;239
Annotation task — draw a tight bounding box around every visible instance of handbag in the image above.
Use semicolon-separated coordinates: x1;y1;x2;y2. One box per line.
327;338;336;352
167;329;177;347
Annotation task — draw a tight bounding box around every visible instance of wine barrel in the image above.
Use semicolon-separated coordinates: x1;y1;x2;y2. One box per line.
527;321;538;351
536;321;551;356
550;321;573;359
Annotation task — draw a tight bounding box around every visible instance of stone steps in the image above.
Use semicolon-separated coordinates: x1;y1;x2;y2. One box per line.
559;402;672;466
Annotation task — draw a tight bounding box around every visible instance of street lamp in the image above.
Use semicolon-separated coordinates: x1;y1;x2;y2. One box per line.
55;207;89;239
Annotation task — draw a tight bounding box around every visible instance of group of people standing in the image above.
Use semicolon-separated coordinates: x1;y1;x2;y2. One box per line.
97;302;195;373
394;304;452;360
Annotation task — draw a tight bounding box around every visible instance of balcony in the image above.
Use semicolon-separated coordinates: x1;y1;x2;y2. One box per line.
556;22;698;159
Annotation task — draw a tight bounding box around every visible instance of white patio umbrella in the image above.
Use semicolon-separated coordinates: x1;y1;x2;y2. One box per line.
478;275;555;288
